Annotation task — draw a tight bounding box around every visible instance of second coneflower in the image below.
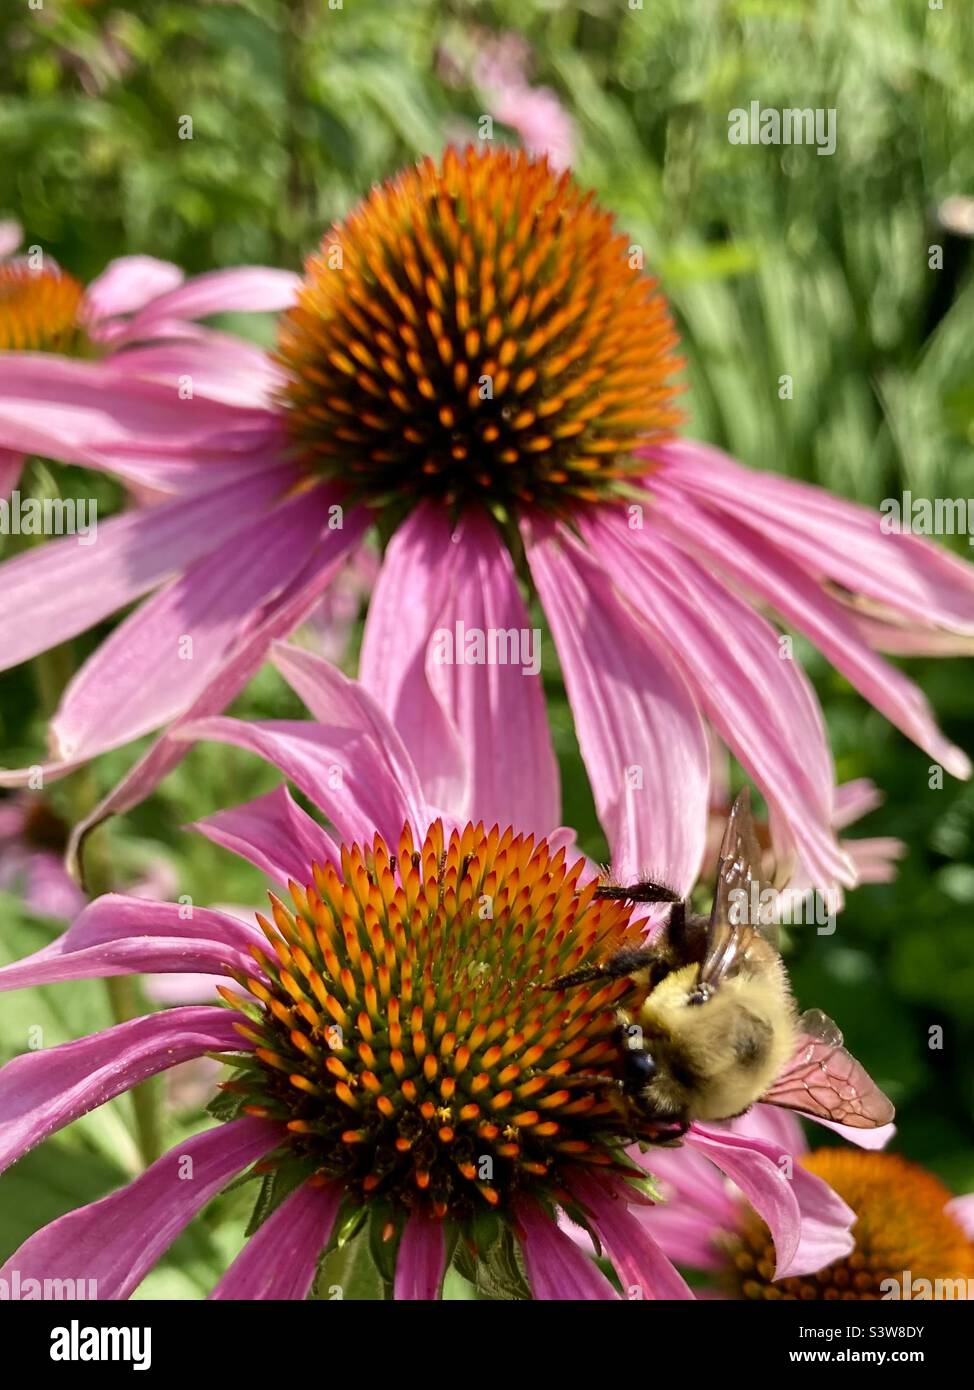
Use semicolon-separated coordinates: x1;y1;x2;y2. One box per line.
1;148;972;900
0;649;867;1300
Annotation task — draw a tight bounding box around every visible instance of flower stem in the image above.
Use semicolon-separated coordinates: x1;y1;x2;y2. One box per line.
105;976;164;1167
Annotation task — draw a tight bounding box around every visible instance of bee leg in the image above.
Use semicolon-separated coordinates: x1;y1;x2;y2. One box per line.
545;945;660;992
594;881;682;904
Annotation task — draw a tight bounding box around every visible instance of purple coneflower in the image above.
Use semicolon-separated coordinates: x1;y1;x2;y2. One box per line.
0;646;861;1301
0;219;296;498
1;149;971;897
639;1108;974;1300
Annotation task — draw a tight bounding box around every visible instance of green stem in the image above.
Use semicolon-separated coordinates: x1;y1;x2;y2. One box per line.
105;978;163;1166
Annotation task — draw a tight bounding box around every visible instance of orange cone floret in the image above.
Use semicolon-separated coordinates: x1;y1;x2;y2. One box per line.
0;262;85;353
277;145;683;512
725;1150;974;1300
219;819;664;1223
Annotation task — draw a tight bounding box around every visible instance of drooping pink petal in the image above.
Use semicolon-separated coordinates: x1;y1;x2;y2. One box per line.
81;255;185;327
102;335;286;411
271;641;434;834
567;1171;694;1299
523;514;709;892
0;894;263;993
627;1139;737;1271
210;1180;342;1300
0;1007;243;1176
193;784;340;884
582;507;853;890
0;1117;280;1300
0;448;23;498
654;438;974;638
122;266;299;341
0;466;294;677
177;717;421;852
688;1124;855;1279
359;502;468;814
393;1208;448;1300
63;507;370;863
0;353;275;470
46;486;336;765
425;508;559;834
514;1198;617;1299
650;479;971;778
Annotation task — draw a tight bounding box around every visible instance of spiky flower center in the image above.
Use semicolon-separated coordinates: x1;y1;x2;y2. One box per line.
276;145;683;512
0;263;85;353
219;820;662;1225
724;1150;974;1300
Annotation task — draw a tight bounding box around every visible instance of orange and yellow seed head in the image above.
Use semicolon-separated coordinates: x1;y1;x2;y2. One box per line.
0;262;86;353
223;819;662;1221
725;1150;974;1300
277;145;683;511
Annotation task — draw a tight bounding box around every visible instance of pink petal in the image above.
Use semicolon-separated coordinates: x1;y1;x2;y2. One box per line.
655;438;974;638
688;1125;855;1279
0;353;274;469
81;255;185;326
123;266;299;340
177;715;422;851
47;486;335;765
650;479;971;778
210;1180;342;1300
582;507;853;889
945;1193;974;1240
359;502;468;813
271;641;433;834
393;1208;448;1300
0;448;23;498
0;894;262;993
803;1118;897;1150
62;508;371;858
102;335;286;411
0;1006;241;1175
193;784;340;884
523;514;709;892
0;467;294;678
514;1199;618;1299
0;219;22;257
0;1117;280;1299
627;1140;736;1271
568;1171;694;1299
833;779;883;829
425;508;560;835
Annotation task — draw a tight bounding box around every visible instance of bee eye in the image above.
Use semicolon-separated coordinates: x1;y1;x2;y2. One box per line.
623;1050;657;1084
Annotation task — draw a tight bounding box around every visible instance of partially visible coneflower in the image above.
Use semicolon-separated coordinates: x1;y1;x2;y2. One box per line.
0;649;859;1301
0;219;298;498
636;1108;974;1300
1;149;972;902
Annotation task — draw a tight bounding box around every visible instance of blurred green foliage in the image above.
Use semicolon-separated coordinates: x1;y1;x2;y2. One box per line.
1;0;973;1286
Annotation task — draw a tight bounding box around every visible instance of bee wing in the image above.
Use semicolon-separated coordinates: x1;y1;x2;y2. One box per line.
763;1008;895;1128
699;788;777;988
